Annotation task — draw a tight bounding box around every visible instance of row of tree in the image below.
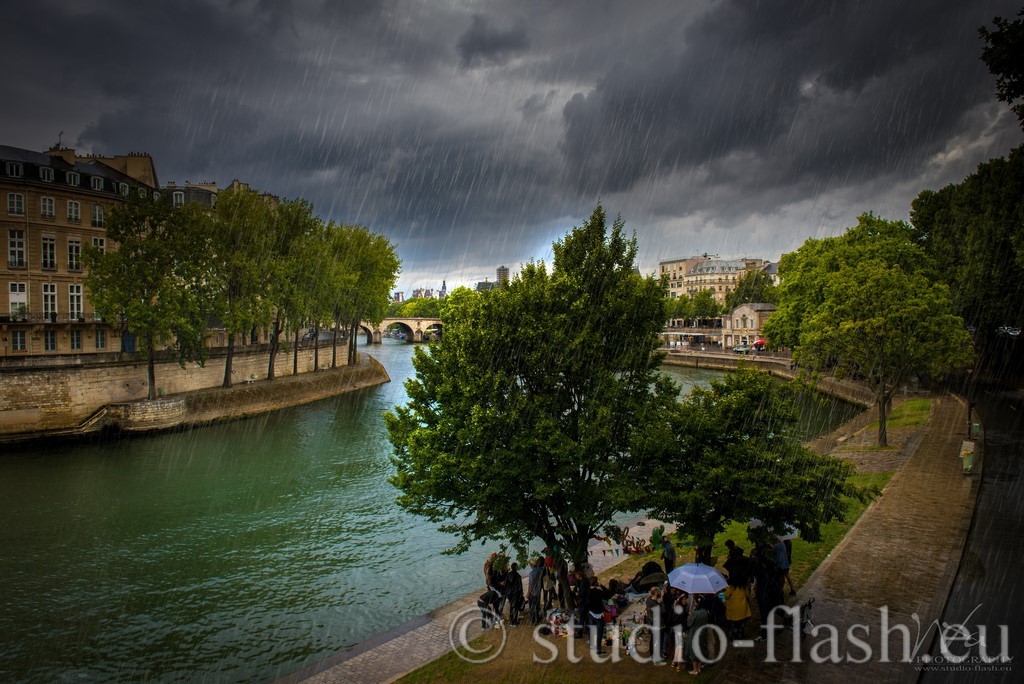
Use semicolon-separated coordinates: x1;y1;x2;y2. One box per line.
386;206;865;583
84;187;400;400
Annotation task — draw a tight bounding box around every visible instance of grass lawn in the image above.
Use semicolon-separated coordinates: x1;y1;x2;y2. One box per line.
865;397;931;431
398;471;893;684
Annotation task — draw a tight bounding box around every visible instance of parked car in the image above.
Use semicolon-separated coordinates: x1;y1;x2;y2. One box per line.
733;343;750;354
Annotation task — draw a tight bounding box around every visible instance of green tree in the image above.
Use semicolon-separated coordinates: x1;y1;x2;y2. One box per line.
765;214;973;446
208;187;275;387
84;196;212;400
265;198;322;380
666;295;693;325
910;146;1024;349
386;205;672;580
980;8;1024;128
691;289;721;324
643;368;864;559
724;269;778;311
332;225;400;365
399;296;441;319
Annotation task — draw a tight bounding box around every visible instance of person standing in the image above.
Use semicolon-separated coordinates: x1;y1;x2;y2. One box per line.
774;537;796;596
661;538;677;573
685;595;711;676
506;563;525;625
587;577;609;656
527;559;544;624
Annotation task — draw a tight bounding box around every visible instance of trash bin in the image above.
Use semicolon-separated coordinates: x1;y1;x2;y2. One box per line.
960;440;975;475
971;422;980;438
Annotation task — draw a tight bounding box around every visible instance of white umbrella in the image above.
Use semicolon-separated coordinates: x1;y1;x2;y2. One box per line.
667;563;728;594
748;519;800;540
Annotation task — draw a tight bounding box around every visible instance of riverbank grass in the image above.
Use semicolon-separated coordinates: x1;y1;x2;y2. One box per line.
398;471;890;684
866;397;931;430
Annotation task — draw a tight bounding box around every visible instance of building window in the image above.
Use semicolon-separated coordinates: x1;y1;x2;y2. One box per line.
67;200;80;222
68;284;82;319
44;330;57;352
120;183;129;197
7;192;24;215
91;176;104;191
42;283;57;319
40;196;55;218
11;330;26;352
172;191;185;208
8;229;25;267
42;237;56;269
153;191;160;201
70;329;82;351
137;187;147;199
67;171;80;186
40;166;53;182
91;204;105;228
95;329;106;350
8;282;27;319
68;239;82;271
210;194;217;208
6;161;23;177
92;237;106;254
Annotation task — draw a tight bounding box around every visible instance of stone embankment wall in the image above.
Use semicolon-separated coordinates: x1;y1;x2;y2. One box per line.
662;350;876;407
0;344;383;438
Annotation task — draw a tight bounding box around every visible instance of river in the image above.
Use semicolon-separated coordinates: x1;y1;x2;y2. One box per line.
0;341;858;682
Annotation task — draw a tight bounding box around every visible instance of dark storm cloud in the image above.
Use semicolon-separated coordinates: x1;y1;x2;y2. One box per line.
560;0;1018;208
457;14;530;68
2;0;1021;288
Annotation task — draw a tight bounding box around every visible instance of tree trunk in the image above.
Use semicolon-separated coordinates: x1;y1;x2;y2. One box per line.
877;397;889;448
267;315;281;380
292;328;299;376
313;330;320;372
223;333;234;388
146;342;157;401
348;321;358;365
331;317;340;369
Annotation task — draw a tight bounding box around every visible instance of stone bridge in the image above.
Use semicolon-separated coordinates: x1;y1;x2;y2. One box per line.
356;317;443;344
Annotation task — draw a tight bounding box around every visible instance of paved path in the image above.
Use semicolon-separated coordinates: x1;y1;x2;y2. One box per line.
707;394;976;684
284;519;673;684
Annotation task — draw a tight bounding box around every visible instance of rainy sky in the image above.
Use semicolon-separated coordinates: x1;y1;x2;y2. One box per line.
3;0;1021;292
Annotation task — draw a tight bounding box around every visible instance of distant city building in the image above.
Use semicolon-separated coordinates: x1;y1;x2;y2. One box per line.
659;255;714;299
439;280;447;299
722;302;777;348
393;291;405;303
496;265;509;287
685;258;765;304
475;278;494;292
410;287;435;299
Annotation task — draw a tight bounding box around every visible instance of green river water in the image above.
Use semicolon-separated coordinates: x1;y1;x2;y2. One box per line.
0;341;859;682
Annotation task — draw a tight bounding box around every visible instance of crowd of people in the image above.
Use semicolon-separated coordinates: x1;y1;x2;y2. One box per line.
474;534;800;675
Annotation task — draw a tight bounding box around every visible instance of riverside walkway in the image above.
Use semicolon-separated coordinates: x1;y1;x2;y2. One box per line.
707;394;978;683
286;393;979;684
283;520;675;684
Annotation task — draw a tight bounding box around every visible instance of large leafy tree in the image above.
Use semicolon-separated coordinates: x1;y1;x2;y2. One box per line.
910;146;1024;351
724;269;778;311
643;368;864;559
691;289;722;324
386;205;672;574
980;8;1024;129
332;225;400;365
764;214;973;446
265;198;322;380
208;187;275;387
84;196;212;400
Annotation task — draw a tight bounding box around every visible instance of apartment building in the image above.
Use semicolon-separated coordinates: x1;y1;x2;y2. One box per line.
1;145;158;356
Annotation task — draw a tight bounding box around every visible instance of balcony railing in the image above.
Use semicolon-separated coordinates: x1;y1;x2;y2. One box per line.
0;311;103;324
